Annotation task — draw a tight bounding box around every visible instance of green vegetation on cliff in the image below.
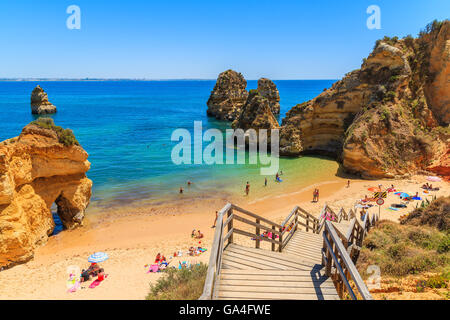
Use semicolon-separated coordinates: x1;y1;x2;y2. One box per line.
146;263;207;300
358;197;450;278
30;118;79;146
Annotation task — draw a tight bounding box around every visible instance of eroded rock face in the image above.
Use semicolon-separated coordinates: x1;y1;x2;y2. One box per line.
0;123;92;268
206;70;249;121
30;85;57;115
280;20;449;178
232;90;280;133
423;22;450;125
257;78;280;114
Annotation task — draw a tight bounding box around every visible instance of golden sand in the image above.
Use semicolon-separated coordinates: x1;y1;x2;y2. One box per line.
0;174;448;300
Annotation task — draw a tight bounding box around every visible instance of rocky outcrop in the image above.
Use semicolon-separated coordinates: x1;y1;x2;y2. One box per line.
423;22;450;125
279;20;449;179
207;70;249;121
0;120;92;268
257;78;280;114
31;85;57;114
232;90;280;133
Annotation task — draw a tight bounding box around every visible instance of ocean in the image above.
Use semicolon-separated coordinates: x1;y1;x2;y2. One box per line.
0;80;339;209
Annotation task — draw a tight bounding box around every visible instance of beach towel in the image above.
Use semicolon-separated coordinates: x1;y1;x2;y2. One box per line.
148;264;160;273
89;279;102;288
412;197;421;200
67;280;80;293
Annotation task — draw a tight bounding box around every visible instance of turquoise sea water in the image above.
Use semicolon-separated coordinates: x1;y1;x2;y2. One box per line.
0;80;339;208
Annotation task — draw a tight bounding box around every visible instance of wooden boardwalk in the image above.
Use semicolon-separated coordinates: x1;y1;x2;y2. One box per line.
200;203;377;301
217;244;340;300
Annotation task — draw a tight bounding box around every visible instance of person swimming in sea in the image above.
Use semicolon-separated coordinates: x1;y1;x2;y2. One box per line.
180;187;184;194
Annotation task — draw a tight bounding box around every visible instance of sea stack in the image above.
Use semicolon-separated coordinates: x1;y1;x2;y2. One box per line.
0;119;92;268
232;89;280;133
30;85;57;114
279;20;450;179
207;69;249;121
257;78;280;114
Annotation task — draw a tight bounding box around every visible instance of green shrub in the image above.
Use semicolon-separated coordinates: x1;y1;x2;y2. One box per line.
30;118;79;146
146;263;208;300
426;271;449;289
358;221;450;277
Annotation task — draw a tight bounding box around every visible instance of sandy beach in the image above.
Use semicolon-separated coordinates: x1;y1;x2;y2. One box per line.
0;174;448;300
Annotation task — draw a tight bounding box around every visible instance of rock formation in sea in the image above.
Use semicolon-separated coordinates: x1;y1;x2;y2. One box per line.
279;20;450;179
206;69;249;121
232;89;280;133
257;78;280;114
30;85;57;114
0;119;92;268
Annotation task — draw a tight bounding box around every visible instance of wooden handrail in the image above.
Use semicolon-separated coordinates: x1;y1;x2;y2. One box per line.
231;204;282;229
323;221;373;300
199;203;231;300
201;201;380;300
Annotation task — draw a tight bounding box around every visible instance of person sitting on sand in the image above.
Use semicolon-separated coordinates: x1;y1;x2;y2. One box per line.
196;230;204;239
155;253;162;264
97;269;107;282
191;229;196;238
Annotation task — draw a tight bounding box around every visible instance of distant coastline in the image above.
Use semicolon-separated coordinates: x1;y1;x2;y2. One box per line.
0;78;338;82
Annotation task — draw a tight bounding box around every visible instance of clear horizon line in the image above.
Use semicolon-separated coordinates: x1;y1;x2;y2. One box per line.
0;77;339;81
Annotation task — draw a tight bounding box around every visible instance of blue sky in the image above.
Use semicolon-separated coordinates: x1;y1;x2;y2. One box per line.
0;0;448;79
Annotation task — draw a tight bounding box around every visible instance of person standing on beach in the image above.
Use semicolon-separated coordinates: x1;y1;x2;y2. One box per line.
316;189;320;202
347;180;350;188
313;189;317;202
179;187;184;194
245;182;250;196
264;177;267;187
212;211;218;228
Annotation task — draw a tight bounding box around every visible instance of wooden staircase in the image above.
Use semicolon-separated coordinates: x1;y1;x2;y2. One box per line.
200;203;379;300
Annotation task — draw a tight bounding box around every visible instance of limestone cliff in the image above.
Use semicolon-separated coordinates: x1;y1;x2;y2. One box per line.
280;20;449;179
30;85;57;115
257;78;280;114
0;119;92;268
206;70;249;121
232;90;280;133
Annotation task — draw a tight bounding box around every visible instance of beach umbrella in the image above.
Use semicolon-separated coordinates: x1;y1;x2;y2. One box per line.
397;192;410;198
88;252;109;263
427;176;441;182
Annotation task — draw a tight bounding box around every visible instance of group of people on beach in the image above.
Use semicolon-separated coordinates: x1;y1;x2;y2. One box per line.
245;171;284;196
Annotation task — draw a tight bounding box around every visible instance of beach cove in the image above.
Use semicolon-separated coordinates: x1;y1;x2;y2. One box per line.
0;173;448;299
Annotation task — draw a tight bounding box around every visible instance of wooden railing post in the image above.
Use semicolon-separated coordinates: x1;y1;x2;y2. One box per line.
295;210;298;231
255;218;260;249
271;225;276;251
227;208;233;245
325;231;332;276
279;226;283;252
